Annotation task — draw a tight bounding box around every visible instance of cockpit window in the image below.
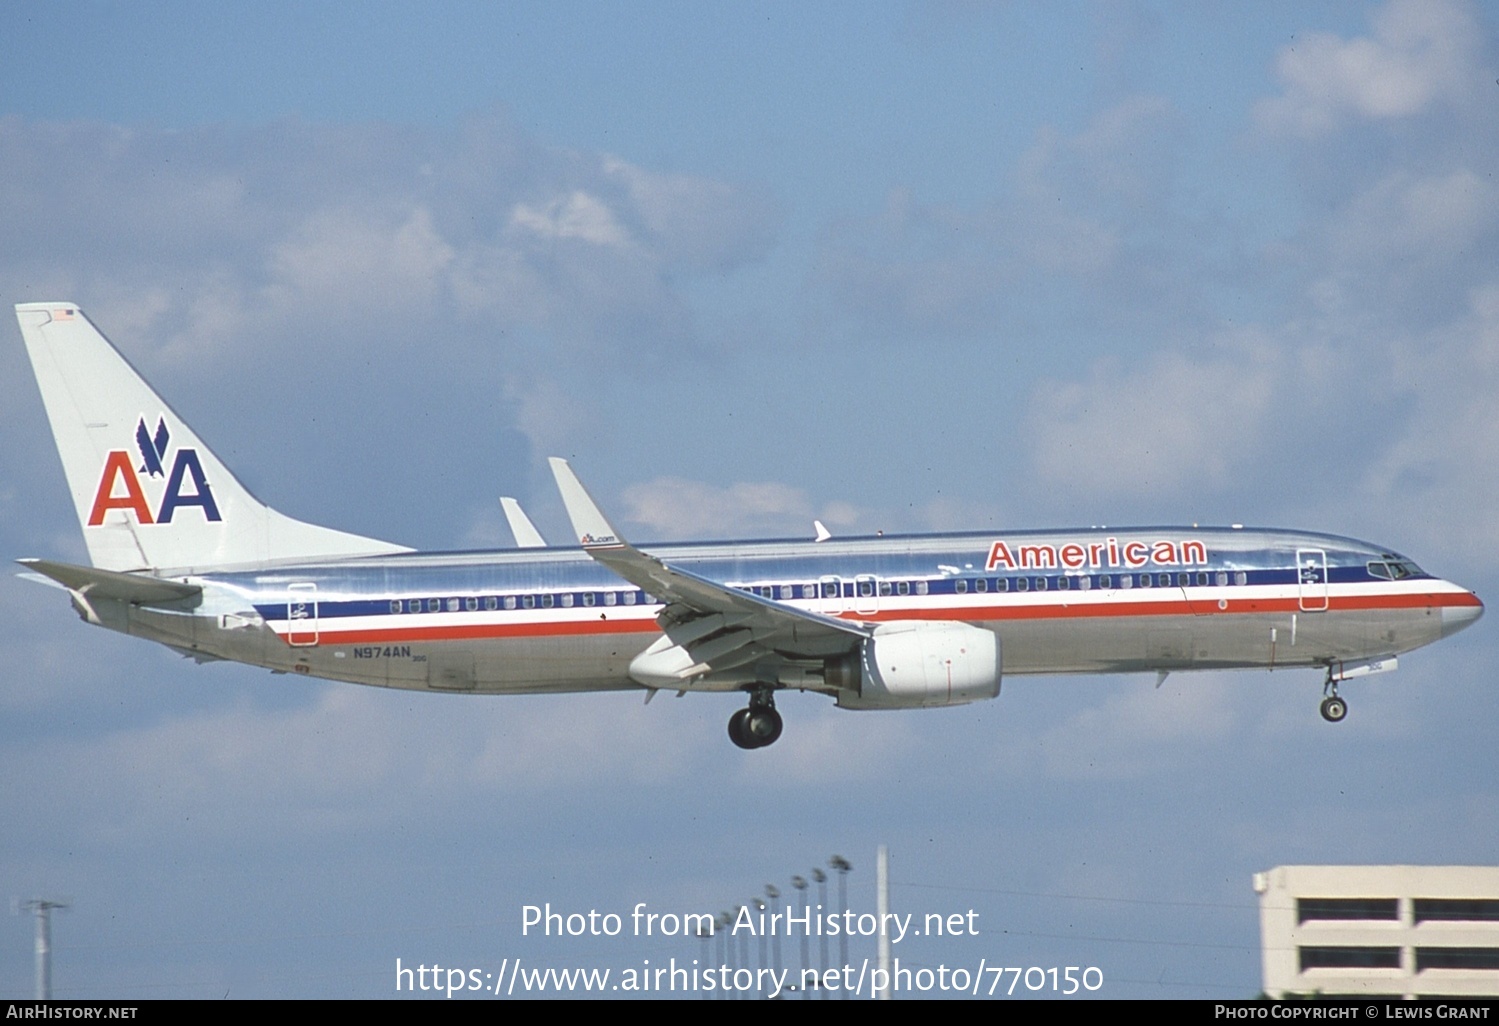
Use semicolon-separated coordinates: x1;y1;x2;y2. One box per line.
1369;559;1425;580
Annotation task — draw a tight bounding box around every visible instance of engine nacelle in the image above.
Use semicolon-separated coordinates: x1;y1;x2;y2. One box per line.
836;621;1001;710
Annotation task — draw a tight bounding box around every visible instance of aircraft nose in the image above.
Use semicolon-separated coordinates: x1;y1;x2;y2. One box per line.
1441;594;1484;638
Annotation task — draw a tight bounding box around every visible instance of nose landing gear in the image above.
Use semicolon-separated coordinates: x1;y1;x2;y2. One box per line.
1319;695;1347;722
728;687;783;749
1320;668;1348;722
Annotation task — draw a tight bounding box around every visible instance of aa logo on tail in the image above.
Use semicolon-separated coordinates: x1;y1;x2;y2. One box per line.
87;416;222;526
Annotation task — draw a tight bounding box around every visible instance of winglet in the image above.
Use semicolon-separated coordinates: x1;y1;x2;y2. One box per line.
547;458;625;548
499;497;547;548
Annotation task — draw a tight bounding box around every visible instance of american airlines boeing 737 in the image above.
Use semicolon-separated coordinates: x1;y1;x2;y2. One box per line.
14;303;1484;748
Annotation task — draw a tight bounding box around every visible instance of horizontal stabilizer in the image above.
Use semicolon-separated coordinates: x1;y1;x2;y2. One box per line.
18;558;201;605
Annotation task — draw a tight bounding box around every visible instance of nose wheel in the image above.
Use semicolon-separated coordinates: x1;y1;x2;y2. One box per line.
1319;669;1348;723
728;688;783;749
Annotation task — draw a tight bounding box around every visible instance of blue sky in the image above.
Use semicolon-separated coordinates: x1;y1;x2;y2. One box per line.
2;0;1497;999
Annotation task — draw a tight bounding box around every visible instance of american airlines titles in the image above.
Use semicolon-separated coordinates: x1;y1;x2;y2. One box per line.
985;537;1208;573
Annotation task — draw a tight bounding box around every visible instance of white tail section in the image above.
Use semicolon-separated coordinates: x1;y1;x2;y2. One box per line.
16;302;412;571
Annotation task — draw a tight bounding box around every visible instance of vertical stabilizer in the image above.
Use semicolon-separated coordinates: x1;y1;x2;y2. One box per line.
16;303;412;571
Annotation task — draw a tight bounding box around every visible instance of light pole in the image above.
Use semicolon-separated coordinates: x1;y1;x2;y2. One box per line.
829;856;852;1000
718;911;733;1000
812;868;828;999
791;874;809;999
735;905;751;999
20;899;69;1000
698;926;713;1001
753;899;767;996
765;883;782;987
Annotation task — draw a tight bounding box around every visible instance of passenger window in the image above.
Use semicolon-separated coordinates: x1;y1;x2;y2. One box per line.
1197;573;1208;587
504;596;517;610
486;597;498;611
541;594;554;609
390;601;401;614
897;581;910;596
1078;576;1091;591
1035;577;1046;591
1216;571;1228;587
998;578;1009;592
1097;575;1110;589
860;580;876;597
1235;571;1247;586
915;581;929;595
975;579;987;593
1140;574;1152;588
561;594;574;608
780;586;795;600
521;595;534;609
1159;574;1171;588
604;592;617;606
1120;575;1133;589
1056;576;1068;590
1017;578;1028;592
879;581;892;596
623;592;637;605
429;598;443;612
582;593;595;607
466;597;478;612
955;579;967;594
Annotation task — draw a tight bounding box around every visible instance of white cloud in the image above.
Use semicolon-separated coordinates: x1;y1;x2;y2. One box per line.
268;204;455;309
510;190;631;248
1257;0;1479;136
808;95;1184;342
0;684;724;846
1027;337;1281;499
0;116;778;368
1357;282;1499;566
602;155;778;270
621;476;855;540
1323;169;1499;270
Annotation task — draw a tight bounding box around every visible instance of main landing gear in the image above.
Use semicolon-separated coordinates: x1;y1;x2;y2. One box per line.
728;686;783;750
1320;668;1348;723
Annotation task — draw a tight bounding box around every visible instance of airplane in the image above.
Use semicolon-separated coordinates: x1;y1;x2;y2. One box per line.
13;302;1485;749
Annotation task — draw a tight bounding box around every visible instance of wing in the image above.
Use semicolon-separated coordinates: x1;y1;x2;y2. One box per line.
548;458;866;683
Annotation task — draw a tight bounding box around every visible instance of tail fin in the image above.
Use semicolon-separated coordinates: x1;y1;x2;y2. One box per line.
15;302;412;571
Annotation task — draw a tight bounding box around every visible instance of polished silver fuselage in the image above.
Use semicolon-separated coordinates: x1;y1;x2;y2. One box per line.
96;526;1482;698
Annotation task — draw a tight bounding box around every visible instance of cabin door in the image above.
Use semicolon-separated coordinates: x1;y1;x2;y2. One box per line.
1296;549;1329;612
287;582;318;645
